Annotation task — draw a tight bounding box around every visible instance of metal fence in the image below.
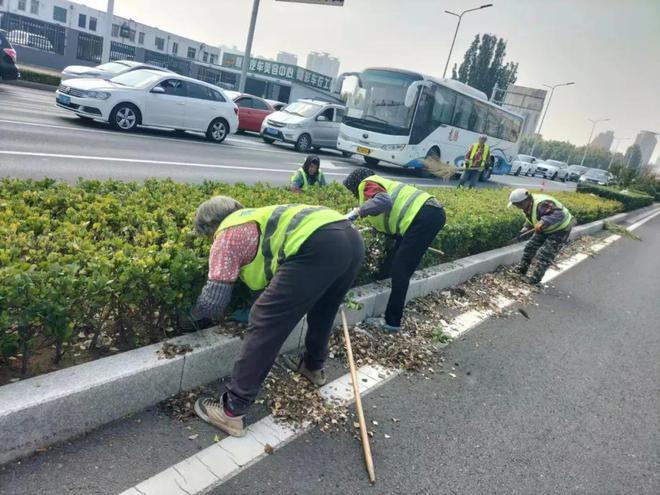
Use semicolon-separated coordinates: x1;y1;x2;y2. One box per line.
143;49;168;68
0;12;65;55
144;50;192;76
197;66;222;85
76;32;103;64
167;57;191;76
110;41;135;61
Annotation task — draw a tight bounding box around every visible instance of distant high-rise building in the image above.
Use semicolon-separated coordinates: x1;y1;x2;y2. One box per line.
591;130;614;151
277;51;298;66
501;85;547;138
306;51;340;79
633;130;658;167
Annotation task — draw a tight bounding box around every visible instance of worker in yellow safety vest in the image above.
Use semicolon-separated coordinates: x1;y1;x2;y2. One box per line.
182;196;364;437
457;135;490;189
290;155;326;192
508;188;576;284
343;168;446;333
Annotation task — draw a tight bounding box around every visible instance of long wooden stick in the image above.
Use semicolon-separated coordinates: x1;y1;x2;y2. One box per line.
340;308;376;484
427;246;445;256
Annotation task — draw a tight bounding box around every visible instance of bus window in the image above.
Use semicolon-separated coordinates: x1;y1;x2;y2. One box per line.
431;85;456;127
410;86;435;144
467;102;487;133
502;114;522;142
485;108;504;139
451;94;472;129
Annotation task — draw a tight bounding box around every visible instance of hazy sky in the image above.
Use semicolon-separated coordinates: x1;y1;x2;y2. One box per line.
83;0;659;161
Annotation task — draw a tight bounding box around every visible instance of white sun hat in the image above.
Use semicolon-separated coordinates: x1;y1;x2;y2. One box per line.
508;188;529;207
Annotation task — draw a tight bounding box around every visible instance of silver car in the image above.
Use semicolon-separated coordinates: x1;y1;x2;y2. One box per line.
535;159;569;181
260;99;350;155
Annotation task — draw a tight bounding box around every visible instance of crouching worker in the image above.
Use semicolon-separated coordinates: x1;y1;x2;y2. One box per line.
184;197;364;437
343;168;446;333
508;188;575;285
290;154;326;192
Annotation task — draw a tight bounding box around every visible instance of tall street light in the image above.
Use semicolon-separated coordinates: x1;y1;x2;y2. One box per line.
580;117;610;167
442;4;493;79
529;81;575;156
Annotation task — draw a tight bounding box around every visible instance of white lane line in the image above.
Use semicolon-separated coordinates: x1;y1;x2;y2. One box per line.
120;364;399;495
0;150;351;177
626;208;660;231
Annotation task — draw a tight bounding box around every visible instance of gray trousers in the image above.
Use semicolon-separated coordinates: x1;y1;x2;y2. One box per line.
521;227;572;282
457;169;481;188
226;221;364;415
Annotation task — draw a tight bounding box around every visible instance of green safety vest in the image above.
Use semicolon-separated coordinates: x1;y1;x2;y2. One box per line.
216;204;344;290
290;168;325;190
525;193;574;234
466;143;490;170
357;175;432;236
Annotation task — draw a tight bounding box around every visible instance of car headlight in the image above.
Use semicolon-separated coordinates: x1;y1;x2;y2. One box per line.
84;90;111;100
382;144;406;151
286;123;302;129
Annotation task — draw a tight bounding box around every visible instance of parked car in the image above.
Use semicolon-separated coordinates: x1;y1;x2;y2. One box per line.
509;154;538;176
61;60;171;81
6;29;54;52
579;168;614;186
266;99;287;111
261;99;349;154
535;159;569;181
566;164;588;182
55;69;238;142
223;90;277;133
0;29;19;82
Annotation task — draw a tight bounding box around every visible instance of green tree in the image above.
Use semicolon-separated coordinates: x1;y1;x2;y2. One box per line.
452;33;518;97
624;144;642;171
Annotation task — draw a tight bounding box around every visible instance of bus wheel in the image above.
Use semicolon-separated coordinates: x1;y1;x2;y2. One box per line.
479;168;492;181
363;156;380;166
425;147;441;161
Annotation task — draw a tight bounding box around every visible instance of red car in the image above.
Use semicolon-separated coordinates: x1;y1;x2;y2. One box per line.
224;91;277;133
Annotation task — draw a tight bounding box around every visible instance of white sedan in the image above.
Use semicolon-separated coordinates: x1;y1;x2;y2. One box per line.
61;60;171;81
55;70;239;143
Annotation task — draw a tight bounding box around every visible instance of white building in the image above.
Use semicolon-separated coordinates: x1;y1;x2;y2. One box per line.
276;51;297;66
633;130;658;167
501;85;547;138
305;51;339;79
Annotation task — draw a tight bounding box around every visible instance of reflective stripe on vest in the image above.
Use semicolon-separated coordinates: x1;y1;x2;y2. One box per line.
357;175;432;236
466;143;489;170
216;204;344;290
290;168;324;190
526;193;574;234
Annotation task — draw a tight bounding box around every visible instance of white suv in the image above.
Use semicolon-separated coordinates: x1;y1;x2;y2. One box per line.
535;159;569;181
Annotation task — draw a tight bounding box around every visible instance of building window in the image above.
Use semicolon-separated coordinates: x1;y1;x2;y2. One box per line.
138;32;145;45
18;0;26;11
89;17;97;31
53;6;67;22
30;0;39;15
209;54;218;65
155;37;165;51
111;24;120;37
172;42;178;55
202;51;208;63
78;14;86;28
187;47;196;59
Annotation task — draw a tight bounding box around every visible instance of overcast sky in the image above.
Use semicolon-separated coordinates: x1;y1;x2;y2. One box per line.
83;0;659;161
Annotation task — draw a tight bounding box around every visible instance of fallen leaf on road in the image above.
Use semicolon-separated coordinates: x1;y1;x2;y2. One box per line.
264;444;274;454
384;434;391;439
449;372;457;378
188;434;198;440
213;434;220;443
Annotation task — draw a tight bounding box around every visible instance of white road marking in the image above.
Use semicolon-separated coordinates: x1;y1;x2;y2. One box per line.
119;364;399;495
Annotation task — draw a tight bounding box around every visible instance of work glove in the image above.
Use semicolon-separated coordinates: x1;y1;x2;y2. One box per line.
177;308;213;333
533;221;544;234
517;227;532;240
345;208;360;222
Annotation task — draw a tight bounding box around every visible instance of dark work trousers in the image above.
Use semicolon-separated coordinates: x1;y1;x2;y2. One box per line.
380;204;446;327
522;227;572;283
457;169;481;189
226;221;364;415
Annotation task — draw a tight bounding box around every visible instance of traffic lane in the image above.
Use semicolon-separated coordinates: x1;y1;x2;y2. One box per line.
218;217;660;495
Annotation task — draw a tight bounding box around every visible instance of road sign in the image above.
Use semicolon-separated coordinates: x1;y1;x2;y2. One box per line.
276;0;344;6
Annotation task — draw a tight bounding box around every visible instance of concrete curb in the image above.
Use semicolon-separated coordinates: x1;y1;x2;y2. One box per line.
1;206;657;465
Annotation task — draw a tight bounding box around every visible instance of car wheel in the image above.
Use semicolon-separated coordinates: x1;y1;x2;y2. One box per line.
206;118;229;143
262;136;275;144
364;156;380;166
110;103;140;131
295;133;312;152
514;167;520;176
341;151;353;158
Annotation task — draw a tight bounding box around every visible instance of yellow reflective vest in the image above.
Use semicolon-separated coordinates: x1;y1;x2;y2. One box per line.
465;143;490;170
290;168;325;190
526;193;574;234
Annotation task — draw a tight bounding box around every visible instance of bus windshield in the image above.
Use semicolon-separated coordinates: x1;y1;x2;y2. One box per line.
343;69;422;135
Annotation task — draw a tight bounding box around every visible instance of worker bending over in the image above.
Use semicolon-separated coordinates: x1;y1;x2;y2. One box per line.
185;196;364;436
291;154;326;192
508;188;575;284
343;168;446;333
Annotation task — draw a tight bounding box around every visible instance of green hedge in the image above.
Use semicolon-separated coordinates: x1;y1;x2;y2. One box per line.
576;183;654;211
0;179;623;375
18;68;61;87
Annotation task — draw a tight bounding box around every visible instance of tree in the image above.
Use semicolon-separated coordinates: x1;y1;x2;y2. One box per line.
452;33;518;98
624;144;642;171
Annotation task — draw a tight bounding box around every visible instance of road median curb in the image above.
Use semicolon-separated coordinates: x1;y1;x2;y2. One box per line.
1;205;657;465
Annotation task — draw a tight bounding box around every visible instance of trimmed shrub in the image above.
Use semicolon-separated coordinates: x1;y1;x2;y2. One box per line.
576;183;653;211
17;68;61;87
0;178;624;376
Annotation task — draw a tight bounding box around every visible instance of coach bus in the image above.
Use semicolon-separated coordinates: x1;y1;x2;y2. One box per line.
337;67;524;179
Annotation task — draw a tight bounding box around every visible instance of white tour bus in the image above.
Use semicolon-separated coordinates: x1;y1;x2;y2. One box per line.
337;68;524;179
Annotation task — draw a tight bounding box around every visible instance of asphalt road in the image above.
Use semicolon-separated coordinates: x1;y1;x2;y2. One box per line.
0;84;575;192
1;215;657;494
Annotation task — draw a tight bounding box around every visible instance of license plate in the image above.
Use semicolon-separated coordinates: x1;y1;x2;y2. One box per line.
266;127;278;136
57;94;70;105
357;146;371;155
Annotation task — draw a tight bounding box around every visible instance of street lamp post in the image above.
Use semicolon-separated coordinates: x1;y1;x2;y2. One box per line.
442;4;493;79
529;81;575;156
239;0;261;93
580;117;610;167
101;0;115;63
